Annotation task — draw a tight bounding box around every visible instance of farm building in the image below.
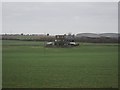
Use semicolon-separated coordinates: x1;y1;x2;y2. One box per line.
46;34;79;47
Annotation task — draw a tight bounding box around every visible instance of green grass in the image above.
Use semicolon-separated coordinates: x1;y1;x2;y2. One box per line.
2;40;118;88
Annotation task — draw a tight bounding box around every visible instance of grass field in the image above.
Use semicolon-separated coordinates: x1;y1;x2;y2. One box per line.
2;40;118;88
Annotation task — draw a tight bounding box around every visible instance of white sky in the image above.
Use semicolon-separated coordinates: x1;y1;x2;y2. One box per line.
1;0;119;2
2;2;118;35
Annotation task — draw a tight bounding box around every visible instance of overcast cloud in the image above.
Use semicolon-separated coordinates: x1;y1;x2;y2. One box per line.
2;2;118;35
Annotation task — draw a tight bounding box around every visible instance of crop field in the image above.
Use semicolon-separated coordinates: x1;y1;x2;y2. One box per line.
2;40;118;88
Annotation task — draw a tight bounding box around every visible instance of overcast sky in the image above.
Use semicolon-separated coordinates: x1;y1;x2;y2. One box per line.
2;2;118;35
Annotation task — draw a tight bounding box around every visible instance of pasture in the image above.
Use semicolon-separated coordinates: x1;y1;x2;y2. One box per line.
2;40;118;88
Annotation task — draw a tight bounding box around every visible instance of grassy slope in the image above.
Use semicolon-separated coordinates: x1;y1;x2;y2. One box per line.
2;40;118;88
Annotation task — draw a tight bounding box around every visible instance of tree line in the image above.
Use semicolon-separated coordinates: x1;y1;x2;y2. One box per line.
1;34;119;43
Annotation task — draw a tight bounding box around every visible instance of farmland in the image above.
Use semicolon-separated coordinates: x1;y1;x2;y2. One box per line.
2;40;118;88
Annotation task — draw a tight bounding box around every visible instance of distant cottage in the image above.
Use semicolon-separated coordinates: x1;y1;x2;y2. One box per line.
46;34;79;47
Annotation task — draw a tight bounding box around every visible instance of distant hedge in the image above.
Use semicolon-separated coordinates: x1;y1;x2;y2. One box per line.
2;35;119;43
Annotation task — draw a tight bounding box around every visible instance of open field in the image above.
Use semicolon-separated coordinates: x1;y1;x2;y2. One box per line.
2;40;118;88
